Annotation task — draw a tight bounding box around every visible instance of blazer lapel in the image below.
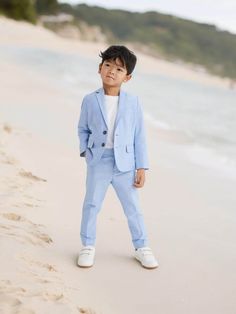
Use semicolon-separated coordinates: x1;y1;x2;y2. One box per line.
114;89;126;130
95;88;108;128
95;87;126;130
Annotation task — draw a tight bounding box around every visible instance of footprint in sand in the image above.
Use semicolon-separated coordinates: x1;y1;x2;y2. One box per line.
0;280;35;313
18;255;82;294
18;169;47;182
1;155;17;165
79;307;97;314
42;291;65;302
3;124;12;134
11;196;43;210
0;212;53;246
0;280;71;313
0;279;63;300
2;213;22;221
19;255;58;273
24;202;39;208
0;293;35;314
18;256;63;287
0;280;27;296
0;149;15;164
0;279;87;313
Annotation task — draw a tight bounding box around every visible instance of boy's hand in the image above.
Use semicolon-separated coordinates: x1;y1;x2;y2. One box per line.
133;169;145;188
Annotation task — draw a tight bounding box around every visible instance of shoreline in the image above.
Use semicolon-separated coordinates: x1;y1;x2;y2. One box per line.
0;16;233;90
0;15;236;314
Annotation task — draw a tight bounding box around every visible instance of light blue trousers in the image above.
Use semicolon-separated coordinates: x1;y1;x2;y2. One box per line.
80;148;149;249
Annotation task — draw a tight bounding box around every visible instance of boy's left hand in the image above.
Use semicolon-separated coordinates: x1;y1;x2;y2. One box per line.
133;169;145;188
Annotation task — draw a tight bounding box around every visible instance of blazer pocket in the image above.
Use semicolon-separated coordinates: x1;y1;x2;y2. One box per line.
126;144;134;153
87;137;94;148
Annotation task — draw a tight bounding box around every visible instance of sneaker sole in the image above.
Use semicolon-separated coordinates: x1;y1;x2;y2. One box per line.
77;258;94;268
77;264;94;268
135;256;159;269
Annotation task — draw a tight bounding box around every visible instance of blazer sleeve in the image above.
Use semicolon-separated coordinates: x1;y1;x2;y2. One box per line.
78;96;89;157
134;97;149;170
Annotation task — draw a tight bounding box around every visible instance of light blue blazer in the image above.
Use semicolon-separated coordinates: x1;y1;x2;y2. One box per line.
78;87;149;172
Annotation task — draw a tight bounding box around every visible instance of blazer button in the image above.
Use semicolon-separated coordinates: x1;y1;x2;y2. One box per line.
103;130;107;134
101;143;105;147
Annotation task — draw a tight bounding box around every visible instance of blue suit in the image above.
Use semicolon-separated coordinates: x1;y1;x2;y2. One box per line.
78;87;149;172
78;88;149;249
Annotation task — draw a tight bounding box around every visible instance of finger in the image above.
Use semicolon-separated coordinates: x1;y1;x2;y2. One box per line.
133;181;143;188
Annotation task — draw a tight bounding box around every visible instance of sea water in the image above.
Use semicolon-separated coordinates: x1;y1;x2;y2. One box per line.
0;44;236;180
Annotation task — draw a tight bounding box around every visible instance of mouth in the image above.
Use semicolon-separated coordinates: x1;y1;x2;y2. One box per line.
106;76;114;80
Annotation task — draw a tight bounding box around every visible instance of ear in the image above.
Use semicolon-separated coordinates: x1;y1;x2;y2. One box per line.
123;74;132;83
98;63;102;73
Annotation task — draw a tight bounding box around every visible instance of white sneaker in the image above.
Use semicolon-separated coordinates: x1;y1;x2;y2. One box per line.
135;247;159;269
77;246;95;268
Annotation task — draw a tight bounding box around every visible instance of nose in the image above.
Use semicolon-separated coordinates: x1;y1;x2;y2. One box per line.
109;66;115;74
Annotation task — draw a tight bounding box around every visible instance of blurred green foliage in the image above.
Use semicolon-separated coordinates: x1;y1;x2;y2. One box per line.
35;0;58;14
0;0;58;22
0;0;36;23
63;4;236;79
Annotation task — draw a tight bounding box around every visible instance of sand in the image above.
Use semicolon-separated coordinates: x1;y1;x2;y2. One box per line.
0;16;236;314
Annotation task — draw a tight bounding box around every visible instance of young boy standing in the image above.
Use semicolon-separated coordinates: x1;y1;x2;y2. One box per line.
77;45;158;269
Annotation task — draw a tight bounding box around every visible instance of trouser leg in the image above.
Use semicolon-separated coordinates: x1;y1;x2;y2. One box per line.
111;165;148;249
80;151;113;246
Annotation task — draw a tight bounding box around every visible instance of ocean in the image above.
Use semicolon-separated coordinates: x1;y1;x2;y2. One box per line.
1;44;236;180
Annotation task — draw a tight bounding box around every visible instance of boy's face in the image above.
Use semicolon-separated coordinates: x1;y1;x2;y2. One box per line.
98;57;131;88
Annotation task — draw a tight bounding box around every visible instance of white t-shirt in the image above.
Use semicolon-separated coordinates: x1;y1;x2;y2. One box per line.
104;94;119;148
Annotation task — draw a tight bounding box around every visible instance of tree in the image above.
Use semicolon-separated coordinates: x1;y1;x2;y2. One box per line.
35;0;58;14
0;0;36;23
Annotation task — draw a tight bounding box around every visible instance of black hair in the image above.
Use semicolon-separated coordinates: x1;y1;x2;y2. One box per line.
99;45;137;75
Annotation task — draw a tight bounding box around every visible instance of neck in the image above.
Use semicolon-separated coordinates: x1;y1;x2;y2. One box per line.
103;85;120;96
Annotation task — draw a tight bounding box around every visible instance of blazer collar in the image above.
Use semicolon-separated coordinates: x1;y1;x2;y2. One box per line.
95;87;126;130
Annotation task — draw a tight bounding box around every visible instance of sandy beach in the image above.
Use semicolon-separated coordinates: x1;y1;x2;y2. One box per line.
0;16;236;314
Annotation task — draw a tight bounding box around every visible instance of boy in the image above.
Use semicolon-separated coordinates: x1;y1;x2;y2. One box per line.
77;45;158;269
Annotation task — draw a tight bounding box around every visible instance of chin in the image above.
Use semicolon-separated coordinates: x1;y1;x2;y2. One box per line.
103;82;117;87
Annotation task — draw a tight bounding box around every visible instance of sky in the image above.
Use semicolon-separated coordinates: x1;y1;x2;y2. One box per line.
58;0;236;34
